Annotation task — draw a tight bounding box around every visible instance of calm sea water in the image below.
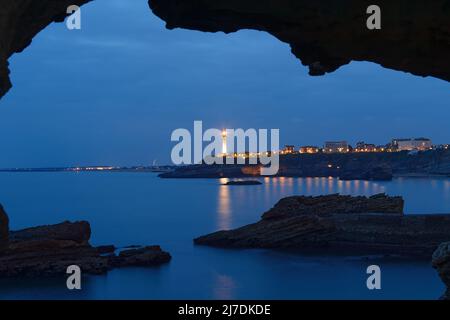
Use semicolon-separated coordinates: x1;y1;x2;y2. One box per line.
0;172;449;300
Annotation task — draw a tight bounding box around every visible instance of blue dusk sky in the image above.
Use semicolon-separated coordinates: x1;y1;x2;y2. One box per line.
0;0;449;167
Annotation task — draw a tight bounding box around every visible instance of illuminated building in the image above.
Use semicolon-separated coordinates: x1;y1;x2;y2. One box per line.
299;146;320;154
324;141;349;153
392;138;432;151
355;141;377;152
282;145;295;154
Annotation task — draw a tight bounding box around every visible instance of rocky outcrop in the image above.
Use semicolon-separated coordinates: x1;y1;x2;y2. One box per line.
0;0;92;99
261;194;404;220
0;207;171;278
195;194;450;257
0;204;9;250
9;220;91;244
109;246;172;268
149;0;450;83
432;242;450;300
224;180;262;186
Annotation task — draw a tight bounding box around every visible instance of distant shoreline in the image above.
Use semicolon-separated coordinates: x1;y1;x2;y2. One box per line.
393;173;450;178
0;168;448;180
0;166;174;173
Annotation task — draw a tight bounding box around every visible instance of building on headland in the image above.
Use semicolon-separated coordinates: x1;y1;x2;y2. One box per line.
355;141;376;152
282;145;296;154
299;146;320;154
354;141;386;152
223;133;439;157
324;141;349;153
435;144;449;150
391;138;432;151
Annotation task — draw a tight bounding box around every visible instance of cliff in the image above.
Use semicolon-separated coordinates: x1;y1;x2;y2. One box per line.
194;194;450;258
149;0;450;82
160;149;450;179
0;206;171;277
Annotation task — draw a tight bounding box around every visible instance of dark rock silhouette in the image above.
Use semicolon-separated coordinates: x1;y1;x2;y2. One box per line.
0;206;171;277
224;180;262;186
433;242;450;300
0;204;9;250
109;246;173;268
261;193;404;220
195;194;450;258
96;245;116;254
1;0;449;100
148;0;450;82
0;0;92;98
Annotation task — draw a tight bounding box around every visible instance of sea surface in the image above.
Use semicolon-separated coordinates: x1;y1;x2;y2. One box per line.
0;172;449;300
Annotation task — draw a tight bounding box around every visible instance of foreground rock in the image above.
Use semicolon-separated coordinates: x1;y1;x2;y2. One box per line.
0;209;171;278
432;242;450;300
195;194;450;258
0;204;9;249
149;0;450;83
3;0;450;101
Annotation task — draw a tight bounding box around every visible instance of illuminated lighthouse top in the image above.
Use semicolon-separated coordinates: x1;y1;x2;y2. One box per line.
222;129;227;155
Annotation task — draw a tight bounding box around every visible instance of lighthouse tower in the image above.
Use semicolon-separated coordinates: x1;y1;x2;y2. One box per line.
222;129;227;156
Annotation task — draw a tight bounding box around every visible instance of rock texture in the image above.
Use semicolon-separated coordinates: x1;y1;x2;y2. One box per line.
195;194;450;258
0;0;92;99
261;194;404;220
0;204;9;250
432;242;450;300
0;207;171;278
149;0;450;82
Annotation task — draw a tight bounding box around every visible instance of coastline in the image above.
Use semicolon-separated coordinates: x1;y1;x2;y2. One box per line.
0;170;449;180
158;149;450;180
394;173;450;178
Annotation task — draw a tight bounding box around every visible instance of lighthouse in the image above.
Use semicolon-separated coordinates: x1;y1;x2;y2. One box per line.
222;129;227;156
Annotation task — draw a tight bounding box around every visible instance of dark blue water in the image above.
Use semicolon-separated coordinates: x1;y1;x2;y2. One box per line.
0;172;448;299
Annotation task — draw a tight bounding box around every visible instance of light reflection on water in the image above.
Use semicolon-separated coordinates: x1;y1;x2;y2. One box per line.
213;274;237;300
215;176;450;231
0;173;449;299
217;179;231;230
